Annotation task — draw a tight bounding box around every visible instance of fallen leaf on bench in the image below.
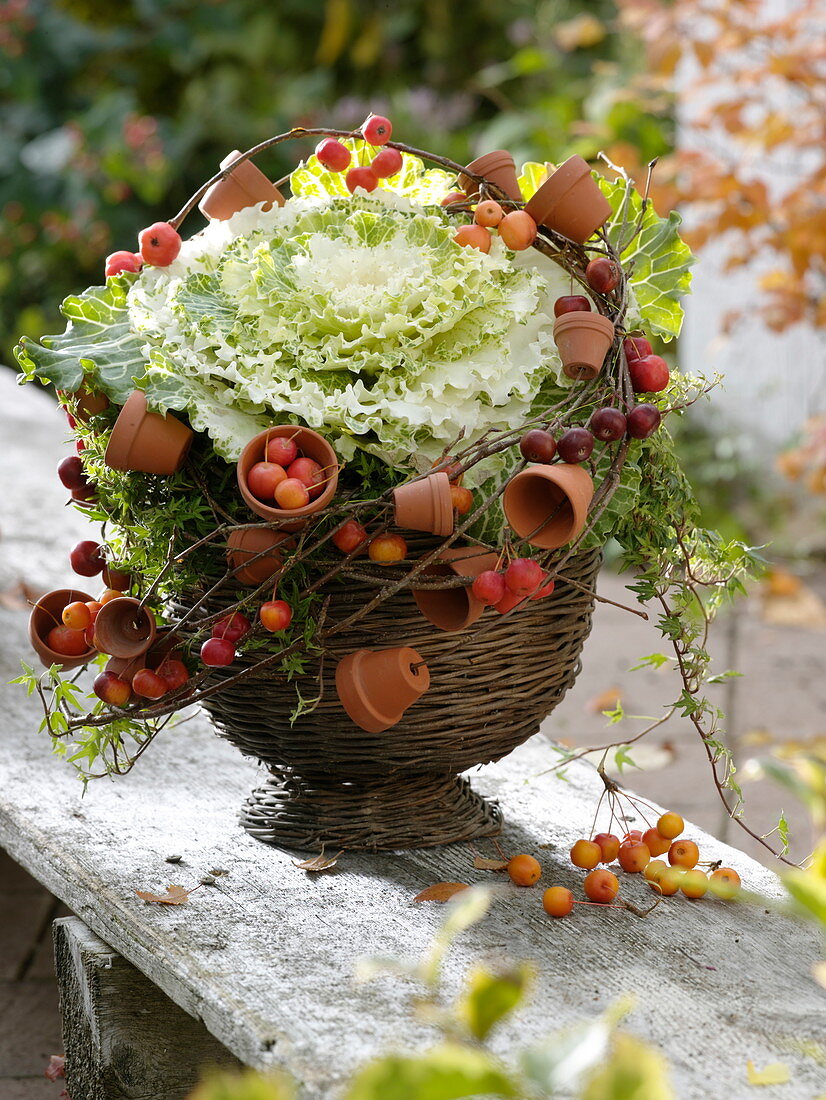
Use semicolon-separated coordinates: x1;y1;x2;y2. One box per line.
293;850;343;872
746;1060;790;1086
136;884;193;905
44;1055;65;1081
473;856;509;871
414;882;469;902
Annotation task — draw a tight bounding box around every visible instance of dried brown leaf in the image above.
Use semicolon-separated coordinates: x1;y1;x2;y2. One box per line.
473;856;509;872
136;884;193;905
413;882;469;903
586;686;624;713
293;850;343;872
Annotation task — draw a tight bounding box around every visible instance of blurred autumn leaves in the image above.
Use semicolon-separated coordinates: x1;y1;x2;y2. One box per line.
613;0;826;333
1;0;821;367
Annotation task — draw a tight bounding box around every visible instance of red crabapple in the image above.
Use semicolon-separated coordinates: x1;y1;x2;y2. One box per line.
138;222;181;266
504;557;543;596
315;138;351;172
362;115;392;145
554;295;591;317
519;429;556;463
471;570;506;606
260;600;293;632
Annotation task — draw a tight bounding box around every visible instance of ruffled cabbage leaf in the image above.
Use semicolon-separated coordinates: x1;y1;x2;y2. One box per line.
14;276;145;402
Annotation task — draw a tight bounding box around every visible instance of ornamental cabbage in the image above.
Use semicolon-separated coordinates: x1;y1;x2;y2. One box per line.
128;187;568;476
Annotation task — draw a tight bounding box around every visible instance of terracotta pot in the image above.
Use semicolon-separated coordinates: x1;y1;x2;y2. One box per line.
105;390;193;475
393;473;454;537
411;546;499;632
335;647;430;733
66;388;109;422
237;426;339;529
199;150;286;221
28;588;96;670
503;463;594;550
553;313;615;381
105;628;179;684
524;155;611;243
226;527;289;586
93;597;156;659
459;150;523;203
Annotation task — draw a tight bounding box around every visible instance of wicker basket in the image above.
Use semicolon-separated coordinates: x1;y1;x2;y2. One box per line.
182;544;601;852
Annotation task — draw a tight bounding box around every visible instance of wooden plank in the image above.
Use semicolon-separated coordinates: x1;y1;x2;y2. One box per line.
53;917;239;1099
2;377;824;1098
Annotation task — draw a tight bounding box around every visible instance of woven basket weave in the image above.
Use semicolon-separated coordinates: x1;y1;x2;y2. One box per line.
185;544;601;851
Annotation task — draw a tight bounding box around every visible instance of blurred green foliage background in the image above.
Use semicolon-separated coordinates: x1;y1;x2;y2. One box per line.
0;0;671;363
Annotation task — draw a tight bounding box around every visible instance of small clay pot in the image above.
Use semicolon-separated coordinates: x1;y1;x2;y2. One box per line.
226;527;289;585
106;629;179;684
503;463;594;550
393;473;454;537
94;597;156;659
237;426;339;530
199;150;286;221
412;546;500;632
335;647;430;733
459;150;523;203
28;588;96;670
67;388;109;422
105;391;193;475
524;155;611;243
553;313;615;381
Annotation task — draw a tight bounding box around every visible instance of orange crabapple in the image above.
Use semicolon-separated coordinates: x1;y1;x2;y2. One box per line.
450;485;474;515
618;841;650;874
474;200;504;227
643;828;671;857
570;839;601;870
644;859;668;883
709;867;741;900
651;867;683;896
657;812;684;839
62;601;92;631
668;839;700;869
454;224;492;252
680;869;709;899
507;854;542;887
583;869;619;904
593;832;620;863
542;886;574;918
368;533;407;565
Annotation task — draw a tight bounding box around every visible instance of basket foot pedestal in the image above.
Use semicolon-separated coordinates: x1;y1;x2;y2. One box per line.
241;768;503;852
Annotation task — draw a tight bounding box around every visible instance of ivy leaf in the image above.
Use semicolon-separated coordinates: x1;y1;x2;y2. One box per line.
458;964;531;1041
344;1043;519;1100
599;176;694;341
783;841;826;925
14;275;146;403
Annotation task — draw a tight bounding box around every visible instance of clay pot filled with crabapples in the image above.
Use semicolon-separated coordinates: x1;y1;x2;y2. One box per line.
524;155;612;243
335;646;431;733
392;472;455;537
411;546;500;632
199;149;286;221
504;463;594;550
105;390;194;475
459;150;523;203
237;426;339;530
28;589;97;670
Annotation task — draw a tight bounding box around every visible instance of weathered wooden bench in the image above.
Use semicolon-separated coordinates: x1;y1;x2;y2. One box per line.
1;375;823;1099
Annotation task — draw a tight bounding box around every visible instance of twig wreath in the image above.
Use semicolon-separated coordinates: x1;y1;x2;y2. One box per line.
15;117;780;858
